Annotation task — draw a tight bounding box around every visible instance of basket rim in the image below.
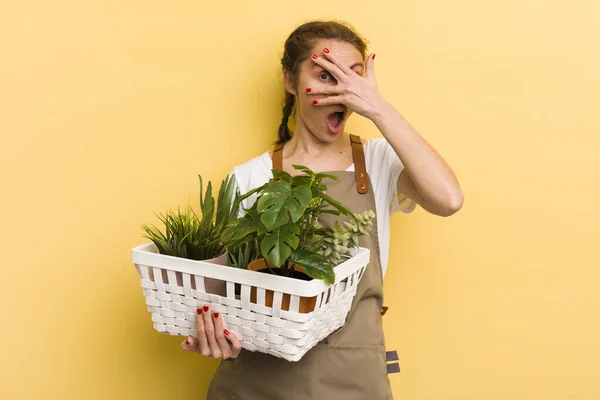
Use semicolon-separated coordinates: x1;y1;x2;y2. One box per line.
132;242;370;297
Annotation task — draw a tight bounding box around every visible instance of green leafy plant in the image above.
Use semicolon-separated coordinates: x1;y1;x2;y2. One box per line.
304;210;376;265
142;174;239;261
228;238;260;269
221;165;375;284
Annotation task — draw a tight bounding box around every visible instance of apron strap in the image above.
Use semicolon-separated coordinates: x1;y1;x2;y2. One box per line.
272;142;284;170
272;134;368;194
350;134;369;194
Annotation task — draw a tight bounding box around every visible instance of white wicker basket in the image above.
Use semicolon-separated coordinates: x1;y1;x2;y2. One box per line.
131;243;369;362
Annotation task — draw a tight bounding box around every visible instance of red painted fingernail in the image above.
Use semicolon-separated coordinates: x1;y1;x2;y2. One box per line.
324;48;330;53
197;308;202;315
306;88;312;92
213;311;220;319
313;100;318;105
224;329;230;336
373;54;376;60
203;305;209;312
312;54;318;59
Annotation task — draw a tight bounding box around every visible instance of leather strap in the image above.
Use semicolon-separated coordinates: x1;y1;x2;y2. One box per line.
272;135;368;194
272;142;284;170
350;134;369;194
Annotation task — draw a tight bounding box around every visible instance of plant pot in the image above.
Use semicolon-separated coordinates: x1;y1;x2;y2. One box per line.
247;258;318;313
202;252;228;296
152;247;228;296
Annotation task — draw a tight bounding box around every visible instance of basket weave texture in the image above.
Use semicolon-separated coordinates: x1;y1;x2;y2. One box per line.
132;243;369;362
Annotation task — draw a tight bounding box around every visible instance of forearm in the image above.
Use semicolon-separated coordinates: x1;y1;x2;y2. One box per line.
371;101;464;215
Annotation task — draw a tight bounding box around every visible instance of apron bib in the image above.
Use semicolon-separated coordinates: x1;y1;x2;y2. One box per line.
207;135;393;399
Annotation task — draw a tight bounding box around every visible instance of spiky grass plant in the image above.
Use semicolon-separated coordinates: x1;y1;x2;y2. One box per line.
141;174;239;261
227;238;260;270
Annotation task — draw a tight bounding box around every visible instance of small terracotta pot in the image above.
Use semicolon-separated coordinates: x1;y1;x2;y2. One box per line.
247;258;317;313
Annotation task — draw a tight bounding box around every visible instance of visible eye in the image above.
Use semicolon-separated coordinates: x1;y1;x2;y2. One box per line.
318;72;333;81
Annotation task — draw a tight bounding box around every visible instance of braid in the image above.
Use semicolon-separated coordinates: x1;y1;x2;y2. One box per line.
277;92;295;144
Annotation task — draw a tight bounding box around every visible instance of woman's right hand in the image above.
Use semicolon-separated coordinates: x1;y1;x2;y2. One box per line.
181;304;242;360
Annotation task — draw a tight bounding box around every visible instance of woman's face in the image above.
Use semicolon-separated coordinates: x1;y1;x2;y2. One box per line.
286;39;365;143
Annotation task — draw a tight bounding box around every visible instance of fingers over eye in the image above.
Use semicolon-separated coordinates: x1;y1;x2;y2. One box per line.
312;96;346;106
322;49;356;76
306;86;343;95
312;54;345;82
365;53;376;79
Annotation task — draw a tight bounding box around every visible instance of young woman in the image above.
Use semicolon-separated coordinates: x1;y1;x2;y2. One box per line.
182;20;464;399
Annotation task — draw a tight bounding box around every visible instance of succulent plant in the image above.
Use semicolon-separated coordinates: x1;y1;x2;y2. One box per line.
304;210;376;265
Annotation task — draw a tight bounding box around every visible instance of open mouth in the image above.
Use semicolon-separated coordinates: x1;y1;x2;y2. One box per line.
326;109;347;134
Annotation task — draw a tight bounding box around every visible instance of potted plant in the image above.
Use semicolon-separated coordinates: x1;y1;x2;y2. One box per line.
221;165;375;311
131;167;376;361
141;174;238;294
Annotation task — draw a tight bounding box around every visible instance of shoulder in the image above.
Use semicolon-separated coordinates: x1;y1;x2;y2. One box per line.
363;138;405;182
229;151;272;193
363;138;402;164
231;151;270;174
363;138;391;156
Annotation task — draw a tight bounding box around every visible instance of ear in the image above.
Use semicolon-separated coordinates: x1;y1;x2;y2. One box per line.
283;70;297;96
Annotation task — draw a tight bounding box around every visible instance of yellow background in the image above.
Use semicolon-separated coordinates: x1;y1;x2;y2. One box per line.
1;0;599;399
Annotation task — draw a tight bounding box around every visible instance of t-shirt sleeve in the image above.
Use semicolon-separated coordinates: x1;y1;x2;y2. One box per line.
228;166;247;218
366;139;417;215
226;152;274;217
228;165;262;217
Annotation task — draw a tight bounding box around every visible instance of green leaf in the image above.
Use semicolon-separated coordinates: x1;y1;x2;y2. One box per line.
141;203;224;261
224;216;257;241
272;169;293;183
289;249;335;285
291;165;338;181
313;209;341;216
257;222;268;235
215;174;238;228
291;164;313;175
232;182;268;209
228;239;259;269
260;223;300;267
257;182;311;230
314;172;339;181
287;186;312;220
318;191;355;219
291;175;312;187
199;177;215;229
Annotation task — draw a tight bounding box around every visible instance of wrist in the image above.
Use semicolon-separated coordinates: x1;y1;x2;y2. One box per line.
370;99;395;125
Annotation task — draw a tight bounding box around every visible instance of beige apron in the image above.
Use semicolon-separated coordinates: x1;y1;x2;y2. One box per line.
207;135;393;399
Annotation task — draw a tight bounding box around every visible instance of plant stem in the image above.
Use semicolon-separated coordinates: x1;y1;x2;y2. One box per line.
299;199;323;249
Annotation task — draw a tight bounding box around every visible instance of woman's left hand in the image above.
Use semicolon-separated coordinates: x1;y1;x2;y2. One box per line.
308;49;387;120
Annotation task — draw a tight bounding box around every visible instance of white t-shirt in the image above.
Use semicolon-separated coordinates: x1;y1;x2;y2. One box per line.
229;138;416;277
